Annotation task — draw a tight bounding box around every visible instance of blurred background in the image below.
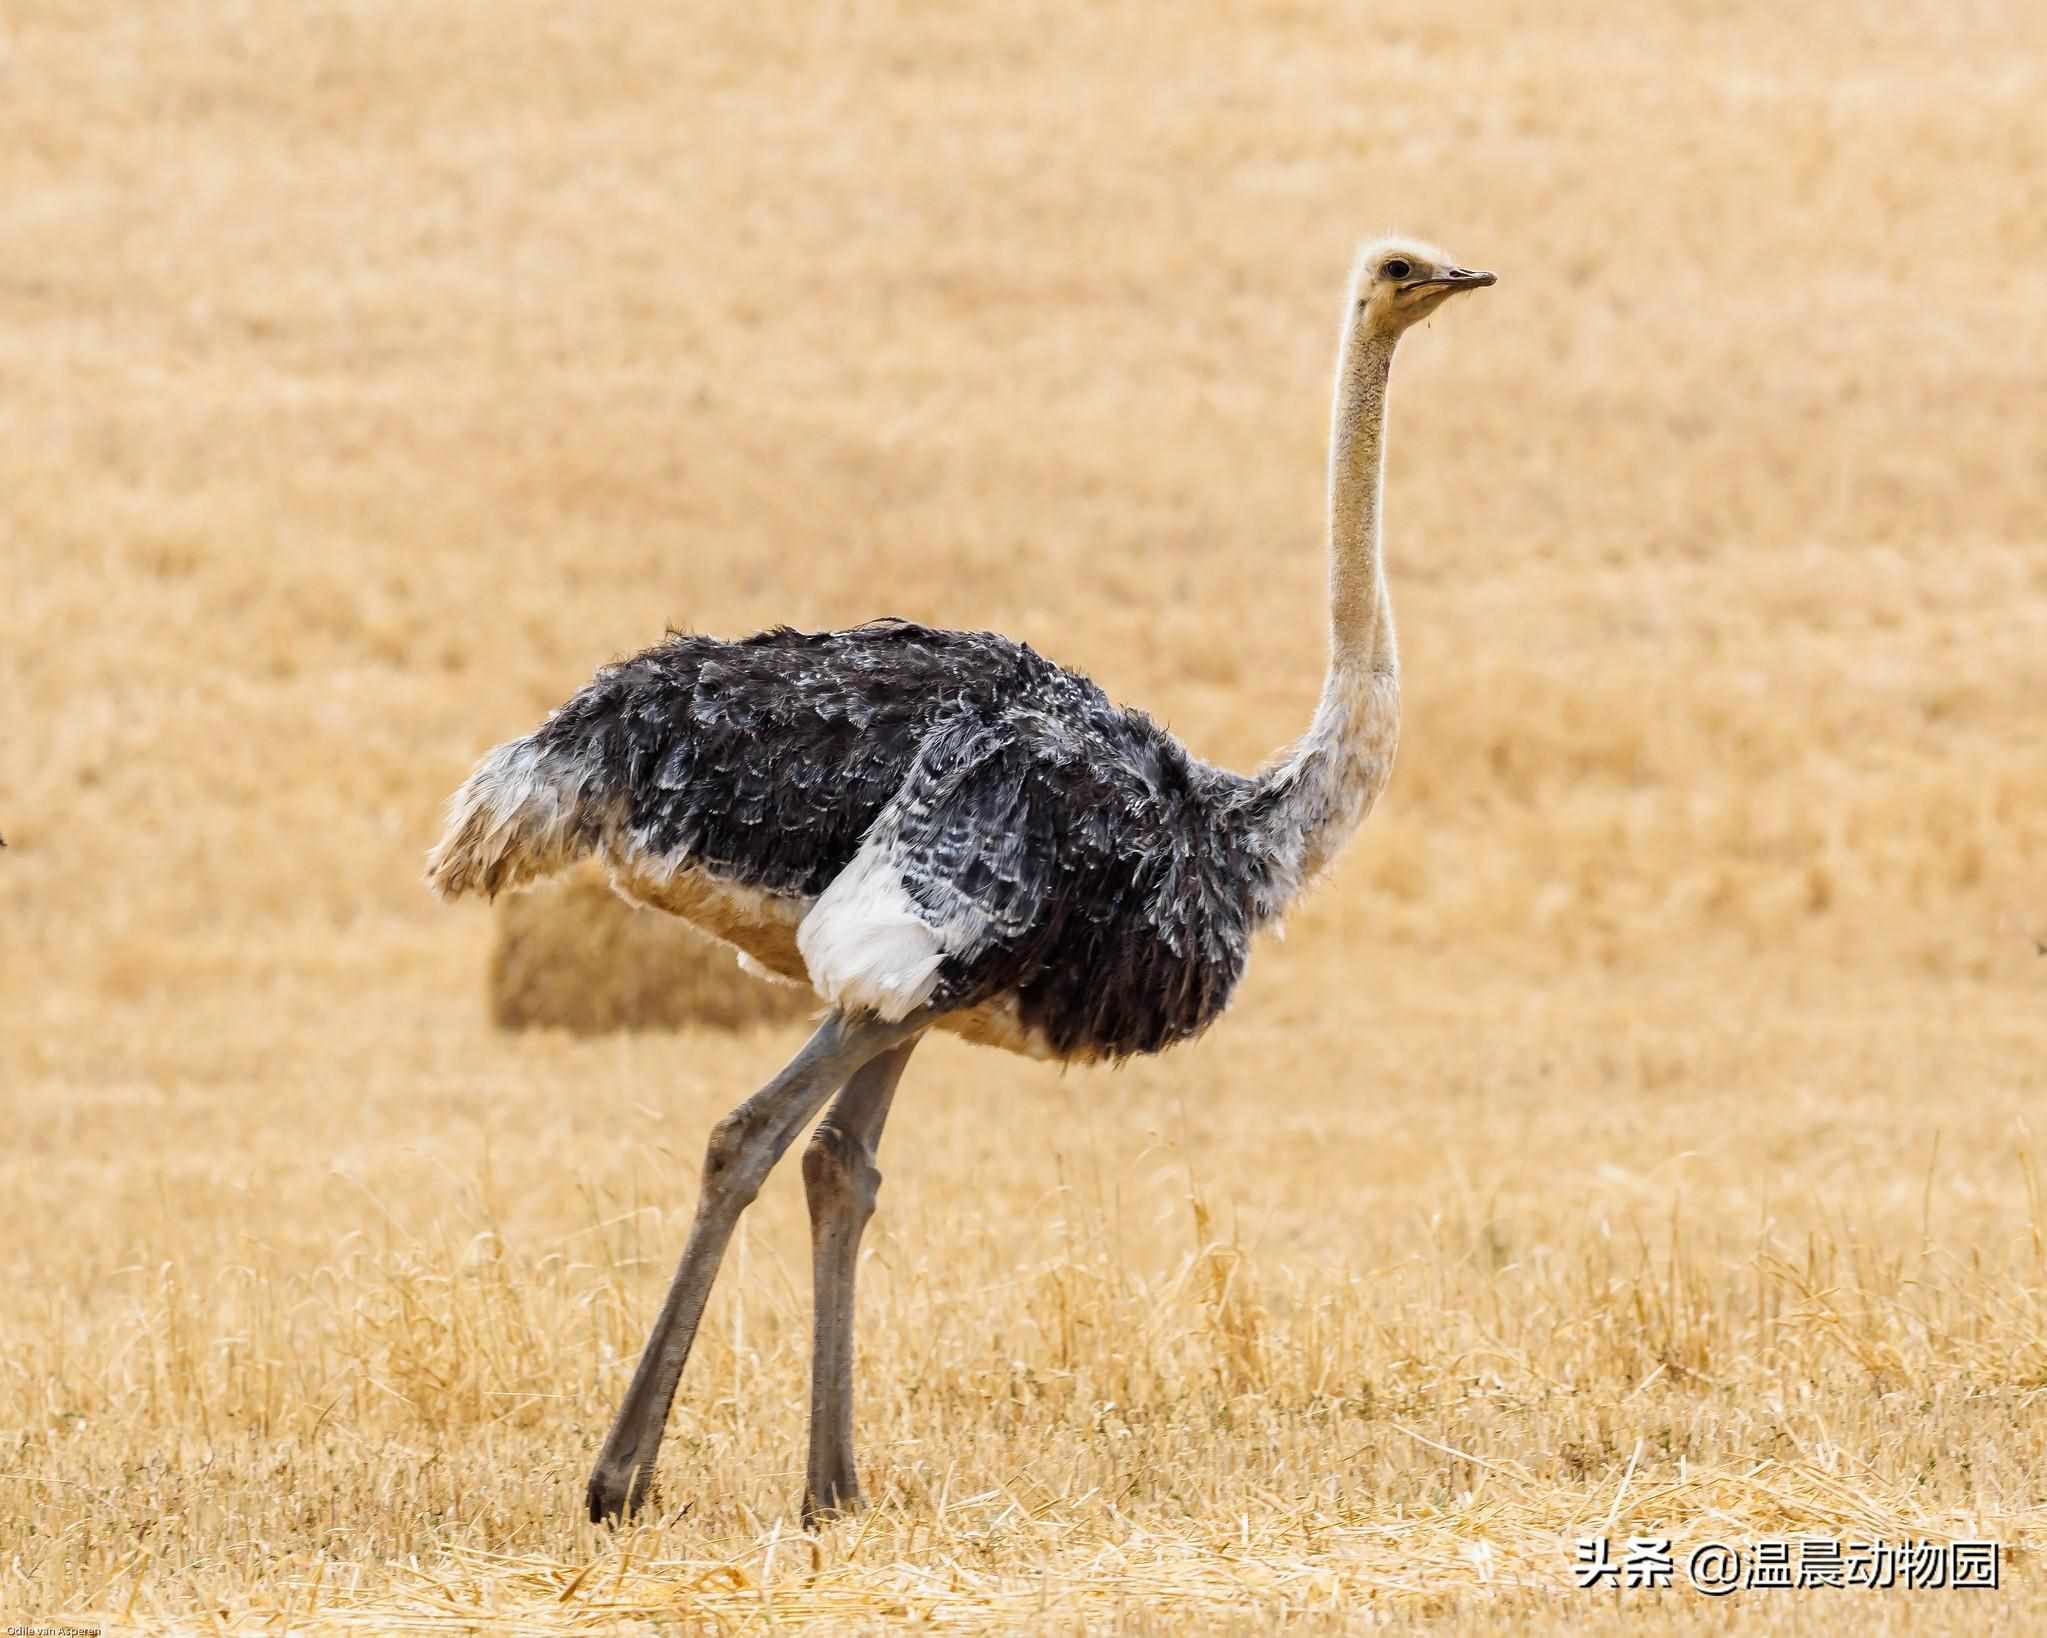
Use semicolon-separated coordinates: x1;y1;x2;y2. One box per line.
4;0;2045;1625
5;0;2041;1020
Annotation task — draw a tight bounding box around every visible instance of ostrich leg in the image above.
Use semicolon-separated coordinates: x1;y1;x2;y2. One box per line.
800;1035;919;1523
587;1011;920;1525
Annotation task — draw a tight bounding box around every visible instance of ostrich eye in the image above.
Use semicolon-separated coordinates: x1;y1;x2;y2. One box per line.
1382;258;1413;281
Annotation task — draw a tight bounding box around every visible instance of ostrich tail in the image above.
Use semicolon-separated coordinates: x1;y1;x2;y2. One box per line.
425;736;611;901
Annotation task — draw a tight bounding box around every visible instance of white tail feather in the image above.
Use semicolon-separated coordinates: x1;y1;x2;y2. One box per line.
425;738;611;900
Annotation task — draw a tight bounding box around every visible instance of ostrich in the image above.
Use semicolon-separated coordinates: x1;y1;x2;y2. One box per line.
427;238;1493;1526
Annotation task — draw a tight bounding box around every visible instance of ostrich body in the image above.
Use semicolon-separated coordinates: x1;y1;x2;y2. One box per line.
427;239;1493;1524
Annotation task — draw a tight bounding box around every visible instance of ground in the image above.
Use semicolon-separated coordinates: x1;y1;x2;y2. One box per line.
3;0;2045;1630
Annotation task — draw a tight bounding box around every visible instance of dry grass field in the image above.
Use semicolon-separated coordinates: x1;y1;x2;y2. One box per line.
5;0;2046;1629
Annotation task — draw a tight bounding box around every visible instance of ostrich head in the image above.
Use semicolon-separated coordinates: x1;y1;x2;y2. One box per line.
1351;236;1495;335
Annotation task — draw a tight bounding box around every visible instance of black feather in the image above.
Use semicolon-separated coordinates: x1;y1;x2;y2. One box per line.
527;619;1276;1060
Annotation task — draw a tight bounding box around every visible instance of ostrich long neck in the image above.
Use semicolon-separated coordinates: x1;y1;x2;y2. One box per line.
1249;319;1401;907
1325;326;1399;679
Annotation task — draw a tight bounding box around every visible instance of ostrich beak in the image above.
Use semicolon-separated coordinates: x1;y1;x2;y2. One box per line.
1426;267;1496;291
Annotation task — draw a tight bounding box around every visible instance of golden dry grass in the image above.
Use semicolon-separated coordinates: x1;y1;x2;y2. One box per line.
4;0;2045;1629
